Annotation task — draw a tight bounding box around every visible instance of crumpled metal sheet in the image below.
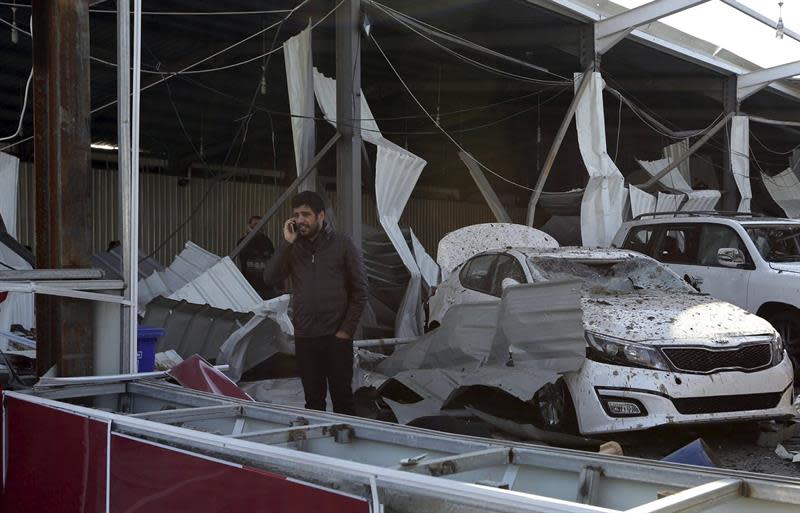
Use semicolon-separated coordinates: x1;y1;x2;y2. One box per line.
763;168;800;218
731;115;752;213
410;229;440;288
437;223;558;276
375;281;585;424
169;257;263;313
168;355;253;401
92;245;164;282
0;236;35;347
681;190;720;212
637;157;693;193
0;152;19;238
138;242;220;312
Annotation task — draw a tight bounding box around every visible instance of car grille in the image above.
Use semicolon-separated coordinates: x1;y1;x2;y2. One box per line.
661;343;772;374
672;392;783;415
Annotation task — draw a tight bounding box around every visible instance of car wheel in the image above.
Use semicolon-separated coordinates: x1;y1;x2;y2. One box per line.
532;379;578;433
768;310;800;378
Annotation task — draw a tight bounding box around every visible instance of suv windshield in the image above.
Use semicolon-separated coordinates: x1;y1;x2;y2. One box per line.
527;256;694;293
745;225;800;262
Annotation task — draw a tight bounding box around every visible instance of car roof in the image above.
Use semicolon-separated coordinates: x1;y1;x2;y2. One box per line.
510;246;646;260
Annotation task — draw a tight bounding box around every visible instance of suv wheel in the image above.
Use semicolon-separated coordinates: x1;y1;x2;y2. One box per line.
767;310;800;379
532;379;578;433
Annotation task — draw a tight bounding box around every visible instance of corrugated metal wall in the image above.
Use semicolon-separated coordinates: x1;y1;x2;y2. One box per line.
17;163;525;263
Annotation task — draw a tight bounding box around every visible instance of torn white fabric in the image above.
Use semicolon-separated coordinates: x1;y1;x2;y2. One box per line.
629;186;656;219
663;139;692;187
376;146;428;337
437;223;558;277
730;115;752;213
574;72;626;247
410;229;440;288
0;152;19;237
762;169;800;218
637;158;693;193
655;192;683;213
681;190;721;212
312;68;383;145
284;25;316;191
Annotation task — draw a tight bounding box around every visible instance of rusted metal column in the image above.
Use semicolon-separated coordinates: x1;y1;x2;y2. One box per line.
32;0;94;376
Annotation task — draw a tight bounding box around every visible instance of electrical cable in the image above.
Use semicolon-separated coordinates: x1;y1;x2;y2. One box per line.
371;34;536;192
0;260;16;270
368;0;571;84
0;16;32;142
0;2;293;16
751;130;800;156
0;14;28;35
369;1;570;87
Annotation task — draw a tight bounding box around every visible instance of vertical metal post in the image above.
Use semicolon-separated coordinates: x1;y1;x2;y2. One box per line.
31;0;94;376
128;0;143;372
117;0;134;374
336;0;362;248
722;75;739;211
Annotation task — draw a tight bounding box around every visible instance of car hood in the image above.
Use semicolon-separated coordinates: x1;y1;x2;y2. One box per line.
769;262;800;274
581;291;774;344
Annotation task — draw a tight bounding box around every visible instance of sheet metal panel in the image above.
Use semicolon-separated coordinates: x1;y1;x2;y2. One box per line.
762;168;800;218
1;396;108;513
109;434;369;512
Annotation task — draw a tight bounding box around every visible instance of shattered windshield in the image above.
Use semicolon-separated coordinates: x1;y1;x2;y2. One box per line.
526;256;694;293
745;225;800;262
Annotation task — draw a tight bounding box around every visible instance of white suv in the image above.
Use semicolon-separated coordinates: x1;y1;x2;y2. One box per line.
613;213;800;373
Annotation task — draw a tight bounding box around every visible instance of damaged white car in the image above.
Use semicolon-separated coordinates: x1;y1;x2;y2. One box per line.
427;247;795;434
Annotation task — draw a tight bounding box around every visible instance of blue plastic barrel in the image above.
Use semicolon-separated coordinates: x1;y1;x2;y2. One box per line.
136;326;165;373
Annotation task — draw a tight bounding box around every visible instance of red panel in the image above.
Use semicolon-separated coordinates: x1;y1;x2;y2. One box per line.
110;434;369;513
1;396;108;513
168;355;253;401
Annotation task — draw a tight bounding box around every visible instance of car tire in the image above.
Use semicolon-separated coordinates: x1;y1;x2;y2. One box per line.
531;379;578;433
767;310;800;379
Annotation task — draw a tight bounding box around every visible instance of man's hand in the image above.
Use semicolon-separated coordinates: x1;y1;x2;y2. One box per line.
335;330;351;340
283;218;298;244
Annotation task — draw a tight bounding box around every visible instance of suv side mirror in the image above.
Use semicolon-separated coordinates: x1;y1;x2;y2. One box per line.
717;248;745;268
501;277;521;290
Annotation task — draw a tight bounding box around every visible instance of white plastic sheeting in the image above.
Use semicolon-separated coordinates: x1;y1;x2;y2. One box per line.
410;229;440;288
629;186;656;219
574;73;627;247
762;169;800;218
169;256;263;313
376;146;428;337
437;223;558;277
730;115;752;213
312;68;383;145
284;25;316;192
0;152;19;237
637;158;693;193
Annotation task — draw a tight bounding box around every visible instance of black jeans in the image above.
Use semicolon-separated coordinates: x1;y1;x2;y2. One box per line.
294;334;355;415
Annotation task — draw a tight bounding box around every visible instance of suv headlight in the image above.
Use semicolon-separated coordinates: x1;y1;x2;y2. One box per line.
771;333;784;364
586;332;671;371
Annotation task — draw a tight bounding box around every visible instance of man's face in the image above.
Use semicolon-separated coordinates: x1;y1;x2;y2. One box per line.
292;205;324;238
248;218;260;231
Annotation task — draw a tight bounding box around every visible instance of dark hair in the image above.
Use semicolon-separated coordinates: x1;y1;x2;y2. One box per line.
291;191;325;214
248;215;262;224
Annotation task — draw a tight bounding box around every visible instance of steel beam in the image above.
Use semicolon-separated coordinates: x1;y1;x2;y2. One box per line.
31;0;94;377
738;60;800;102
336;0;362;249
458;152;513;223
625;479;741;513
594;0;709;54
722;77;739;211
720;0;800;45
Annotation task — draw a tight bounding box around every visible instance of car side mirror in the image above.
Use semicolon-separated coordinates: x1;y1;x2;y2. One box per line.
501;277;521;290
717;248;745;268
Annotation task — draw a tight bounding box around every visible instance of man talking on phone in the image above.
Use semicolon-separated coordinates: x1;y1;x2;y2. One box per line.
265;191;368;415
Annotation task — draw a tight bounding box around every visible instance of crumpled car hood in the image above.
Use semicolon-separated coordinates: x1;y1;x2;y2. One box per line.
581;291;775;344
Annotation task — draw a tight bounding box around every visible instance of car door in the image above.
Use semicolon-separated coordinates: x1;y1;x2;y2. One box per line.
651;223;752;307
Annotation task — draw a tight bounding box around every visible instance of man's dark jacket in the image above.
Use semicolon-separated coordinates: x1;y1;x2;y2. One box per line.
264;222;368;338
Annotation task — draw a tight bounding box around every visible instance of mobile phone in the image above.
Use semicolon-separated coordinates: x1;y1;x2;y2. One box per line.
288;221;296;233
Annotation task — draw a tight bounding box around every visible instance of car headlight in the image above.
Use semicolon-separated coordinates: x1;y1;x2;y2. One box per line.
771;333;784;364
585;332;671;371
